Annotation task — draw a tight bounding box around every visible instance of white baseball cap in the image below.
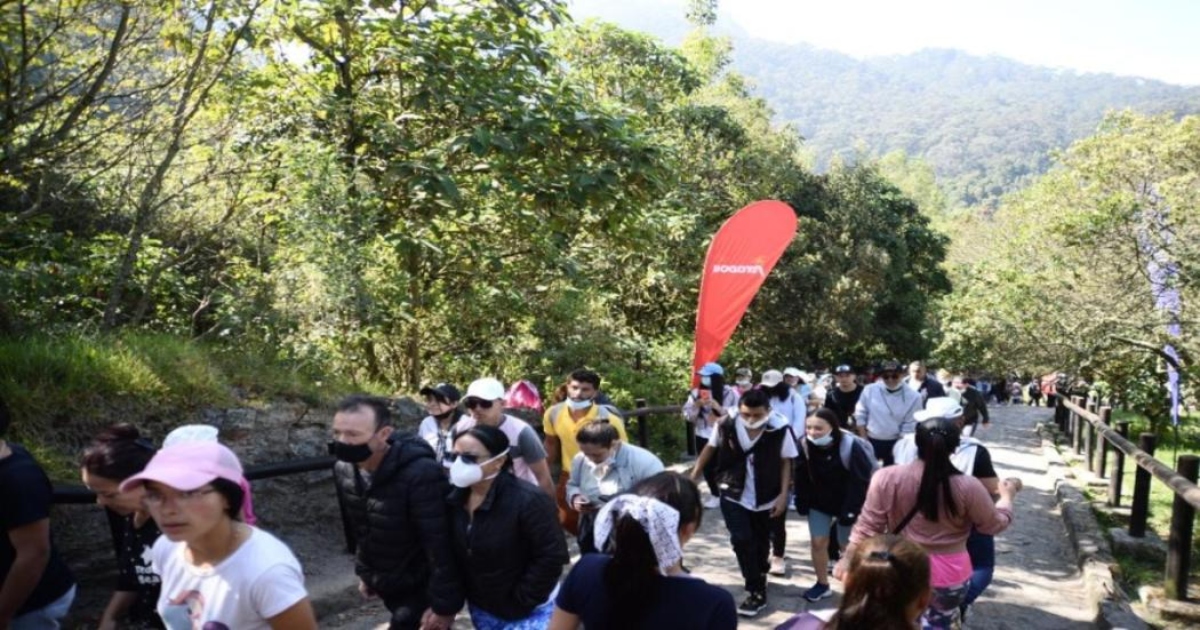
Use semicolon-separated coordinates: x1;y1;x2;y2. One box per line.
783;367;803;378
465;377;506;401
761;370;784;387
914;396;965;422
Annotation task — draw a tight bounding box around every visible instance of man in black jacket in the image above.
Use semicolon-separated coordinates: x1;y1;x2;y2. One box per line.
905;360;947;406
331;395;462;630
952;376;991;437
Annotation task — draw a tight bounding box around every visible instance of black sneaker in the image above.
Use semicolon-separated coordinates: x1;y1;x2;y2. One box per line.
737;591;767;617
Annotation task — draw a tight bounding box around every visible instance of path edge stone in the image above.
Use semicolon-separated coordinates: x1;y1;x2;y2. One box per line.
1039;423;1149;630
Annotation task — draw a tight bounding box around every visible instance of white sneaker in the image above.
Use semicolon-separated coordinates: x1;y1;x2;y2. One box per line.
703;495;721;509
769;556;787;576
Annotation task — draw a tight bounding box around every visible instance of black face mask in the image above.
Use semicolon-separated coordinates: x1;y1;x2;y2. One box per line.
433;409;456;421
329;440;373;464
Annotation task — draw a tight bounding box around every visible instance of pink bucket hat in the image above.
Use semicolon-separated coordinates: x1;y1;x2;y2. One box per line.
120;441;244;493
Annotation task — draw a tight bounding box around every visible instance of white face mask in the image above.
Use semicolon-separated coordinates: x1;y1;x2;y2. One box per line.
567;398;593;411
735;379;751;387
808;433;834;447
741;416;770;430
449;449;508;488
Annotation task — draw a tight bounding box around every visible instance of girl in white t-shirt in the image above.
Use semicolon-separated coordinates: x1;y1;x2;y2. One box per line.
120;441;316;630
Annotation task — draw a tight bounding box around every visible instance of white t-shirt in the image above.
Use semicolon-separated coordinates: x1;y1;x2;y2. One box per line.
152;527;308;630
708;412;798;511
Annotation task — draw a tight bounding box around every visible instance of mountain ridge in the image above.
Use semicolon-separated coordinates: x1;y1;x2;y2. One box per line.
567;0;1200;206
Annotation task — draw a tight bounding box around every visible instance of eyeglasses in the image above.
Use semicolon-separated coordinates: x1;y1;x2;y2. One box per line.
143;487;217;508
464;398;495;410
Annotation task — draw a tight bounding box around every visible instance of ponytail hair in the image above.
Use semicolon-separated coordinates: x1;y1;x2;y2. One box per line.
914;417;963;521
602;472;702;625
81;424;157;481
828;534;930;630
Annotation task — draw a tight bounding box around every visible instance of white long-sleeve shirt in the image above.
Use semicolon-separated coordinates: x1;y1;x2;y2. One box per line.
854;382;922;440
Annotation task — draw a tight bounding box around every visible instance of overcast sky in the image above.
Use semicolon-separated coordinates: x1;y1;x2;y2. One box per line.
601;0;1200;86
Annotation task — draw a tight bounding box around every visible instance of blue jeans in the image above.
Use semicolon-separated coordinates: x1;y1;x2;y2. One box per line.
964;528;996;606
11;585;75;630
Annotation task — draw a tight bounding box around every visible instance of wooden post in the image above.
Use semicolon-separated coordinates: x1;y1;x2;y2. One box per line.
1096;407;1112;479
1129;433;1157;538
1109;421;1130;507
1071;396;1082;455
635;398;649;448
1084;412;1095;473
1166;455;1199;600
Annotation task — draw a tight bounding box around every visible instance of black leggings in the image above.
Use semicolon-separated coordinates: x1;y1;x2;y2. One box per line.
695;434;719;496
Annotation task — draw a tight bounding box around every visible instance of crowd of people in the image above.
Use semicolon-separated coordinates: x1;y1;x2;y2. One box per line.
0;361;1027;629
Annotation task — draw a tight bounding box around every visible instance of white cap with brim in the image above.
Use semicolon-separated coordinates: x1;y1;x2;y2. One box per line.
466;377;506;401
914;396;964;422
761;370;784;387
783;367;803;378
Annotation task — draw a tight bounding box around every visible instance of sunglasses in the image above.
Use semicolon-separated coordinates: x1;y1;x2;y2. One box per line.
881;372;902;379
450;452;483;464
464;398;496;410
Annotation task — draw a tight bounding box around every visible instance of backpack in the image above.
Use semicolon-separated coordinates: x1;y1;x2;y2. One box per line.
801;429;881;474
1028;381;1041;397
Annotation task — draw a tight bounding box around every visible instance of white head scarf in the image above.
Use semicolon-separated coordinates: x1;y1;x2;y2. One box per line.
593;494;683;575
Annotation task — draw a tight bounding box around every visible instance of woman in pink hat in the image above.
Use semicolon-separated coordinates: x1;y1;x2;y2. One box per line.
120;442;316;630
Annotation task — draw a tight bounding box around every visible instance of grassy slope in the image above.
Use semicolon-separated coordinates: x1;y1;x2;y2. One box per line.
0;333;378;480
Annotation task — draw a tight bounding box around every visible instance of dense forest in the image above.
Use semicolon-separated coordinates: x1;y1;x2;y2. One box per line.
0;0;949;457
572;0;1200;208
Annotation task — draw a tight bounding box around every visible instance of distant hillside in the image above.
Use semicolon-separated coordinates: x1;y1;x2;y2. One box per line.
568;0;1200;207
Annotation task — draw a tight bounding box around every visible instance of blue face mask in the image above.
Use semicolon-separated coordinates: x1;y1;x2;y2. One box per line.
808;434;834;447
700;376;712;387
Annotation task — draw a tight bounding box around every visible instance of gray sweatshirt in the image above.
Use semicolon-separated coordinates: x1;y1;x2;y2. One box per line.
854;382;922;440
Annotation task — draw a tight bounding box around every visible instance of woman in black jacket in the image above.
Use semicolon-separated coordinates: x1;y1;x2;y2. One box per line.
448;424;568;629
794;407;876;603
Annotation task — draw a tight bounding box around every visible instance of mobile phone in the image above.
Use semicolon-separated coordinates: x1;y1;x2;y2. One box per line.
698;389;712;401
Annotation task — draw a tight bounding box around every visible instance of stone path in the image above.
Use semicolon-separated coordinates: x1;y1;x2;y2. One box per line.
322;405;1093;629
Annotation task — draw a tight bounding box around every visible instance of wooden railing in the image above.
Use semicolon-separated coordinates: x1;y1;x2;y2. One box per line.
1058;396;1200;600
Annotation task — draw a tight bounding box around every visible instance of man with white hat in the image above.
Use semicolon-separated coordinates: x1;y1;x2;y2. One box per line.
454;378;554;498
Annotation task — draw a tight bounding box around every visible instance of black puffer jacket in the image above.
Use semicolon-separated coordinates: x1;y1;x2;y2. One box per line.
448;471;567;620
334;436;463;615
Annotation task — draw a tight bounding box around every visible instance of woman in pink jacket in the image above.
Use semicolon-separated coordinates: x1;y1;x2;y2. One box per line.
834;417;1022;629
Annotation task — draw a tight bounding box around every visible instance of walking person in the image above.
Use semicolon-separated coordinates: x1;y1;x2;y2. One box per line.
952;377;990;438
543;369;629;536
448;424;568;629
854;360;922;466
566;422;664;554
905;361;947;407
835;417;1021;629
330;395;462;630
0;397;77;630
892;397;1004;622
793;408;875;602
1027;378;1043;407
120;441;317;629
80;425;164;629
734;367;755;395
823;364;863;430
550;472;737;630
689;389;796;617
683;362;740;509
